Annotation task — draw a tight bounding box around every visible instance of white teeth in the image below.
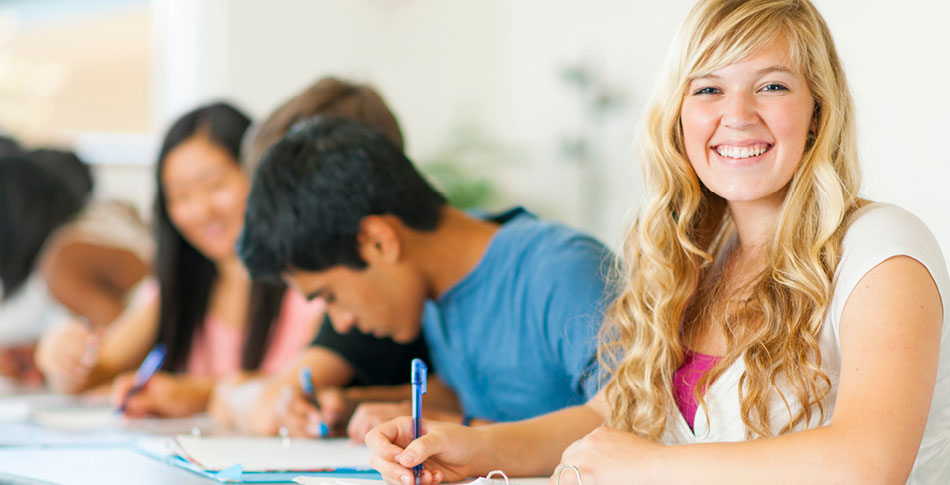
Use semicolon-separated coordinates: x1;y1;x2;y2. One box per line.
715;144;769;159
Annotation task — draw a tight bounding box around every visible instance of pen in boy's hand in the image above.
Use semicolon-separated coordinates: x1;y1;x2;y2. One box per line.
117;343;167;414
298;365;329;437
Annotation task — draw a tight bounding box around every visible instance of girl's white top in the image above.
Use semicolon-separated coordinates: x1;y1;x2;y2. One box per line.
661;203;950;484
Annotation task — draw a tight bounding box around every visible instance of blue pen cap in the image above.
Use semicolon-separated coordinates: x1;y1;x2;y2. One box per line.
411;358;427;394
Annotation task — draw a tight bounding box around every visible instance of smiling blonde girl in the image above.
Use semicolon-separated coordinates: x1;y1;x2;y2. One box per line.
364;1;949;483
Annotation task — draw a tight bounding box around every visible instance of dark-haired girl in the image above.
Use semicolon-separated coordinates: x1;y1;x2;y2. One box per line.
36;103;324;416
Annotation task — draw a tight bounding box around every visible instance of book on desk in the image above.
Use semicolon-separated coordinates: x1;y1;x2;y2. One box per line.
153;435;381;483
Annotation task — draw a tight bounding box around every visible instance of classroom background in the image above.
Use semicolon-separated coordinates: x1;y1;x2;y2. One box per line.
2;0;948;253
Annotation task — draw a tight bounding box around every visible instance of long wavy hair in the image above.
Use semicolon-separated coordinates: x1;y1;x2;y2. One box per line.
599;0;861;440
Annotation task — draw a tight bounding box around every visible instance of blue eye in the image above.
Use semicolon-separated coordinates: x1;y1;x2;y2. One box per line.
693;86;720;95
761;83;788;92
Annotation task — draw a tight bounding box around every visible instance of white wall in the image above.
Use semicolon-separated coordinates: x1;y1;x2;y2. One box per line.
150;0;950;254
818;0;950;255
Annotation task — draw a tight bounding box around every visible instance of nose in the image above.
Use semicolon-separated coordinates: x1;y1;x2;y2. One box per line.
327;305;357;334
721;91;758;130
175;193;214;226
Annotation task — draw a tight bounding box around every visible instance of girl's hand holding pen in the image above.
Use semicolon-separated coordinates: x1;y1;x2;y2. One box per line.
366;417;484;485
348;401;466;444
110;371;210;418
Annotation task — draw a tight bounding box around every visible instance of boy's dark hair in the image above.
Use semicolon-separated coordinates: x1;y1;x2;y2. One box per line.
153;101;284;372
239;117;446;280
0;156;85;299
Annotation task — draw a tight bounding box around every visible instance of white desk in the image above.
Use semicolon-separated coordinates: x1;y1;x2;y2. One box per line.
0;388;551;485
0;446;219;485
0;389;223;484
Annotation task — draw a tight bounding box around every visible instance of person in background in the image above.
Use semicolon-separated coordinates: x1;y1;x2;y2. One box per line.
36;102;324;417
210;76;436;437
365;0;949;483
238;117;614;442
0;135;22;158
1;148;150;386
30;149;153;327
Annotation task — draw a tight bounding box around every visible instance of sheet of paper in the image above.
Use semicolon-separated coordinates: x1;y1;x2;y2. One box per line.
0;445;215;485
0;421;130;447
293;479;383;485
175;436;373;472
25;394;219;435
293;477;551;485
31;405;118;431
28;395;117;432
0;395;32;422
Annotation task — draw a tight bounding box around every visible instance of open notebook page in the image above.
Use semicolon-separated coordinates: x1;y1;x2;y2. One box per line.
175;435;373;472
293;477;551;485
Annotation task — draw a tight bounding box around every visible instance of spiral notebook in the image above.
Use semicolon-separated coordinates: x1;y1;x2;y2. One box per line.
292;475;551;484
166;435;380;483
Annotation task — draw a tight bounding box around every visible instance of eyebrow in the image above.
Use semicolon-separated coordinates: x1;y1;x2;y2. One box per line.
756;65;797;76
691;64;797;81
305;288;328;301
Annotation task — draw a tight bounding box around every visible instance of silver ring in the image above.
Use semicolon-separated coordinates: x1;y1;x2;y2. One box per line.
554;464;582;485
485;470;510;484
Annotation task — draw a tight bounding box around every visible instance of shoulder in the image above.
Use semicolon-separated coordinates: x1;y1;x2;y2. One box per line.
838;203;946;285
496;210;614;276
55;201;155;262
831;203;949;329
842;203;936;250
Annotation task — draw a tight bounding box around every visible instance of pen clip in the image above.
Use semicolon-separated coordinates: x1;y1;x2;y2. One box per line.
411;359;427;395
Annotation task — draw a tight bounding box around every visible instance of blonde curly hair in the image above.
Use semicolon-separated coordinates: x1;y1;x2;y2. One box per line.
599;0;861;439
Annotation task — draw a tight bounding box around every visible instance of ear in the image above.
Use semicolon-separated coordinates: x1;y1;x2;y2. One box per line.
356;215;402;264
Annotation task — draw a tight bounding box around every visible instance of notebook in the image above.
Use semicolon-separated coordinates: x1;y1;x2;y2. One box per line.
166;435;381;483
27;395;218;435
27;394;115;432
292;476;551;485
175;435;373;472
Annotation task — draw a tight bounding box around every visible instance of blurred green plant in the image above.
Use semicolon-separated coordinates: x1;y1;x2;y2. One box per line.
418;123;503;210
558;62;626;165
422;162;496;210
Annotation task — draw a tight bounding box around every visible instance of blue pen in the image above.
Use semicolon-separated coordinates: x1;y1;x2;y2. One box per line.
298;366;329;437
411;359;427;485
117;343;167;413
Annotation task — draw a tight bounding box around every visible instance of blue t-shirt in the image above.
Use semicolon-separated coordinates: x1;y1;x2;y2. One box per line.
423;207;614;422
